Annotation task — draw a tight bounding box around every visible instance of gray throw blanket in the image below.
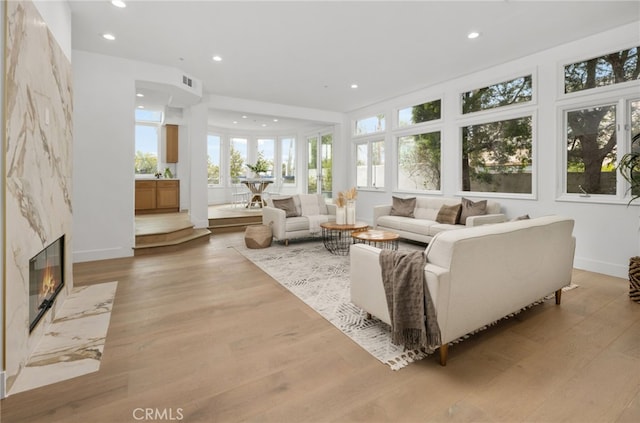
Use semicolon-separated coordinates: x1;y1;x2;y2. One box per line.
379;250;441;350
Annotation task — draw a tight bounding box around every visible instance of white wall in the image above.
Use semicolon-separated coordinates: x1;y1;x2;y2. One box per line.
347;22;640;279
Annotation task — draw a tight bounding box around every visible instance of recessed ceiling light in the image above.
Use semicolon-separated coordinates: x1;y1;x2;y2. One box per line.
233;121;238;124
136;93;144;97
111;0;126;8
242;115;248;119
467;31;480;39
351;83;358;89
273;119;278;122
102;33;116;41
261;124;267;127
137;105;144;109
212;55;222;62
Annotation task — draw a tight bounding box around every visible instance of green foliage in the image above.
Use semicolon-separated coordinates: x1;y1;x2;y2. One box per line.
462;75;532;114
135;150;157;174
618;133;640;203
229;146;245;179
207;156;220;184
246;152;271;174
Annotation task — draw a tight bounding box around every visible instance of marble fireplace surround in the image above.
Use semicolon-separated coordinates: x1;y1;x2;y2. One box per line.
4;0;74;393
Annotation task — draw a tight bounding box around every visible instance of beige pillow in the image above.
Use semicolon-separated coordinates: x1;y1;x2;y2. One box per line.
272;197;299;217
390;196;416;218
459;197;487;225
436;204;461;224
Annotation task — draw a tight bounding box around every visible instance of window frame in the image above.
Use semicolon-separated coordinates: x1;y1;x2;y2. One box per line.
352;113;386;137
395;97;443;129
279;135;297;188
134;121;162;177
394;128;443;195
558;43;640;101
556;93;639;205
206;133;222;187
354;137;385;190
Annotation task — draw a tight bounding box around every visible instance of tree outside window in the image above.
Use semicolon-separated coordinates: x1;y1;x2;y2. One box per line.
398;132;441;191
462;117;532;193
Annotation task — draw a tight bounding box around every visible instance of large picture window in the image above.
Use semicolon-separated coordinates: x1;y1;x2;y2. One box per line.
257;138;275;178
397;131;441;191
462;116;533;194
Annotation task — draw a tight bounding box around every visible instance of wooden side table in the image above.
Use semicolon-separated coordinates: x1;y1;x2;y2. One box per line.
320;221;368;255
352;229;400;250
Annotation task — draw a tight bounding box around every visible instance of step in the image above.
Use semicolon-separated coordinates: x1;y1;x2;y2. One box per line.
135;225;196;245
133;228;211;256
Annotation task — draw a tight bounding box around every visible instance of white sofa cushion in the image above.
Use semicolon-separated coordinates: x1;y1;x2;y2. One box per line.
377;215;432;236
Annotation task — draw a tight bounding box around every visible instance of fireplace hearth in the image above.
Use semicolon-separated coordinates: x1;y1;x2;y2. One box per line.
29;235;65;332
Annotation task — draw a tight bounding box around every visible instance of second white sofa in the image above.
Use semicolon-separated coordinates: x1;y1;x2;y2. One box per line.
375;196;506;243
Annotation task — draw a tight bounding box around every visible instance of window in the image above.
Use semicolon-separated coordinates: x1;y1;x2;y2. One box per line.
135;124;160;175
398;99;441;127
355;114;385;135
462;116;533;194
207;134;221;185
356;143;368;187
561;47;640;201
566;104;617;195
257;138;275;178
564;46;639;94
280;137;296;185
230;137;247;180
397;131;441;191
462;75;532;114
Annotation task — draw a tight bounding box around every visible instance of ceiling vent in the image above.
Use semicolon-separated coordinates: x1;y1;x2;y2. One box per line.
182;75;193;88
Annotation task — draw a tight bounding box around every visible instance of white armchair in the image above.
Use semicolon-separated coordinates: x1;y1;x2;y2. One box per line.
262;194;336;245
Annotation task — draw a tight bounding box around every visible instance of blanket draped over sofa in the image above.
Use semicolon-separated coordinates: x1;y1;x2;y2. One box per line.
379;250;441;350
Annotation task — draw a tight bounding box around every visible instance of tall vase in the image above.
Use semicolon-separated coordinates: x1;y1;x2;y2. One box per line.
346;200;356;225
336;207;346;225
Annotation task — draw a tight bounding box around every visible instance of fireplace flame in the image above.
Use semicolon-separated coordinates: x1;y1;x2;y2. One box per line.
40;259;57;298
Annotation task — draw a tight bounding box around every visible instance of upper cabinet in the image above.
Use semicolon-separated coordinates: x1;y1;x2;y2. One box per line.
165;124;179;163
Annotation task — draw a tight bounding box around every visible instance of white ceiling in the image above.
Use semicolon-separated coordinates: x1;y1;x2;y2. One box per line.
69;0;640;130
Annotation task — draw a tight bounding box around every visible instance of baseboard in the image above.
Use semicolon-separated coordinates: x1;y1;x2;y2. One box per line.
1;371;6;398
574;256;628;279
73;247;133;263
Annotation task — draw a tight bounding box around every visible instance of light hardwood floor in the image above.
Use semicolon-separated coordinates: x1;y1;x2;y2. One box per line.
2;233;639;423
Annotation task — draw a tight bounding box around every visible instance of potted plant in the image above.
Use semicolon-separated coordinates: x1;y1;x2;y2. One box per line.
618;132;640;303
246;154;270;178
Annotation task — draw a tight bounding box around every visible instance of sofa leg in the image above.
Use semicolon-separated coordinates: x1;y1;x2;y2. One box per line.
284;239;289;246
555;289;562;305
439;344;448;366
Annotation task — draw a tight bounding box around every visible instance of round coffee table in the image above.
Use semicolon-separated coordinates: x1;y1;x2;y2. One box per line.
320;221;368;255
352;229;400;250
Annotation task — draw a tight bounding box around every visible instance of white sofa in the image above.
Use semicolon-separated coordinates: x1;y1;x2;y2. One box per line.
350;215;576;365
375;197;506;243
263;194;336;245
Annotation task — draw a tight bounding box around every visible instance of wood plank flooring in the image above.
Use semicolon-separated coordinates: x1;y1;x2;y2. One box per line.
2;233;639;423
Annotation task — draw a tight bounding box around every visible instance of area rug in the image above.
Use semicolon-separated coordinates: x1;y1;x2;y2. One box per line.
235;239;435;370
234;240;577;370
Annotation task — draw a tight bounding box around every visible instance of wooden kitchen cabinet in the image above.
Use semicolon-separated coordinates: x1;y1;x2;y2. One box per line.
156;180;180;210
165;124;179;163
135;180;179;214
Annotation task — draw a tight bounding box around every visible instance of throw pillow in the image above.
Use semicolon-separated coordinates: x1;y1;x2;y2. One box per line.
436;204;461;224
272;197;299;217
459;197;487;225
390;196;416;218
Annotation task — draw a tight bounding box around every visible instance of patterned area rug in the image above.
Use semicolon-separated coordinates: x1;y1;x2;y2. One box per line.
234;239;430;370
234;239;578;370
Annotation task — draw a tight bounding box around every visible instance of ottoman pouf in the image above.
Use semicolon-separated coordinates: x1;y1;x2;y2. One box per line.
244;225;273;249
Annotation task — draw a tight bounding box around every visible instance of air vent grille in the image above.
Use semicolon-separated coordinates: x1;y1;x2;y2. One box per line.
182;75;193;88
